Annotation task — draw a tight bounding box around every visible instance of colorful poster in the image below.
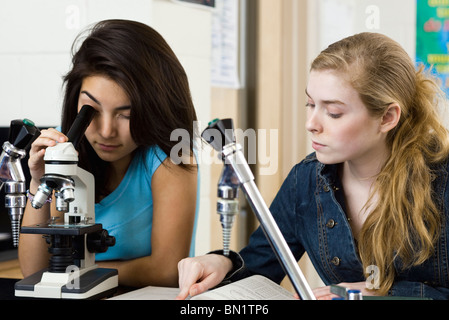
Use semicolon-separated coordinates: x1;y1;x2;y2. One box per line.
416;0;449;95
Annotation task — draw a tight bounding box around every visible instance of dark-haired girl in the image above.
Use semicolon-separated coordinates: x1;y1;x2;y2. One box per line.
19;20;199;288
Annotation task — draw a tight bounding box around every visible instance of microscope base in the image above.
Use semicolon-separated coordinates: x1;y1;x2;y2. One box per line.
15;267;118;299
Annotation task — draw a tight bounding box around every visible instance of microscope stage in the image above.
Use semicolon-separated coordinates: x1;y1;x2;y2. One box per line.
20;223;102;236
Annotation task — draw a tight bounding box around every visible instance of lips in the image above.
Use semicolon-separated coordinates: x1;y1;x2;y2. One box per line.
97;143;120;152
312;141;326;151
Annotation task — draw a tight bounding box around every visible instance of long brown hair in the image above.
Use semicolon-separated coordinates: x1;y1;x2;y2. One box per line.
61;19;197;199
311;32;449;294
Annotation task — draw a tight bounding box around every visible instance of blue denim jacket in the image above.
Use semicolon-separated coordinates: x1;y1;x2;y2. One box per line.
230;153;449;300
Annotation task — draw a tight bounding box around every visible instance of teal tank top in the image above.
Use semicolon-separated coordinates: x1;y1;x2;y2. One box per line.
94;146;199;260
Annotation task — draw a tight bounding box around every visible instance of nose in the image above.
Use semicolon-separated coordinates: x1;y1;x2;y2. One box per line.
305;107;322;134
97;115;116;139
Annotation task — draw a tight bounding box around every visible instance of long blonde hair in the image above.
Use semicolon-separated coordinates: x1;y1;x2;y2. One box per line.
311;32;449;295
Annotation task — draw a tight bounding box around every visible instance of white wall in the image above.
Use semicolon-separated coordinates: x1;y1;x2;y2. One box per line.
0;0;213;254
308;0;417;65
0;0;157;127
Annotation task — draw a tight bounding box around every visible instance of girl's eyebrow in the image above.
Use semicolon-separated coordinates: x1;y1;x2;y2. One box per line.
80;90;131;110
305;89;346;106
81;90;101;105
305;88;311;99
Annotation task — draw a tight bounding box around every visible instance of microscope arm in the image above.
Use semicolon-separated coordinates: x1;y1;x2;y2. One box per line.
223;143;316;301
202;118;316;301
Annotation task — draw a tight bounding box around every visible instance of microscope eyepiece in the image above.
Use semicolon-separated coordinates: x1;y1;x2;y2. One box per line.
201;118;236;152
66;105;95;149
8;119;40;150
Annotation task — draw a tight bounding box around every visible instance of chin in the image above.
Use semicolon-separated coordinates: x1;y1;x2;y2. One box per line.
315;153;342;165
94;150;117;162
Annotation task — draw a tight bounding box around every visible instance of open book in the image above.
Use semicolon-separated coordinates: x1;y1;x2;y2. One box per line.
109;275;295;300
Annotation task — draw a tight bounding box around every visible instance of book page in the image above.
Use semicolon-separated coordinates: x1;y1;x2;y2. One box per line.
108;286;180;300
192;275;295;300
109;275;295;300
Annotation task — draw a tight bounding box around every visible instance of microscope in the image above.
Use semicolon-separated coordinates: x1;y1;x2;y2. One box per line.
14;105;118;299
202;118;316;300
0;119;40;247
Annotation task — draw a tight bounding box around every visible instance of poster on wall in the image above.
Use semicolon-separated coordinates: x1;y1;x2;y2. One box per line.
211;0;242;88
416;0;449;95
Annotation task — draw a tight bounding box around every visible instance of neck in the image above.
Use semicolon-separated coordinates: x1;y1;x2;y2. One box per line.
105;153;133;192
110;154;133;177
341;145;390;185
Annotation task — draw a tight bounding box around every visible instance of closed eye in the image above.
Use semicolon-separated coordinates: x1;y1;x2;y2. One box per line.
327;112;342;119
118;113;131;120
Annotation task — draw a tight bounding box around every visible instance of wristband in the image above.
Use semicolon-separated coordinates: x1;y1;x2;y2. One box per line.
208;249;245;281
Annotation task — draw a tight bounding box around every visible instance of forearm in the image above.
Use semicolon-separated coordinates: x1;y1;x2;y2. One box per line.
98;255;181;288
18;129;70;277
18;181;53;277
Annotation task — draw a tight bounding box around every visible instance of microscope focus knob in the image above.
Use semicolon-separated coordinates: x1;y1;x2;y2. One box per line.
87;229;116;253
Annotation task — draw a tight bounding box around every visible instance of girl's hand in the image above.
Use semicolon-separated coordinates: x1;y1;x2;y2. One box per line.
176;254;233;300
28;128;68;186
313;281;378;300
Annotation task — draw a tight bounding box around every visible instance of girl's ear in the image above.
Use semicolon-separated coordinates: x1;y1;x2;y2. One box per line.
380;103;401;133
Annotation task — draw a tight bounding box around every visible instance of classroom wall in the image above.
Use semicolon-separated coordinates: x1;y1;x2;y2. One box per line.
0;0;157;127
310;0;416;59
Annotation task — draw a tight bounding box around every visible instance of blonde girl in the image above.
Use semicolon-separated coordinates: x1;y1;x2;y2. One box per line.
176;32;449;300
